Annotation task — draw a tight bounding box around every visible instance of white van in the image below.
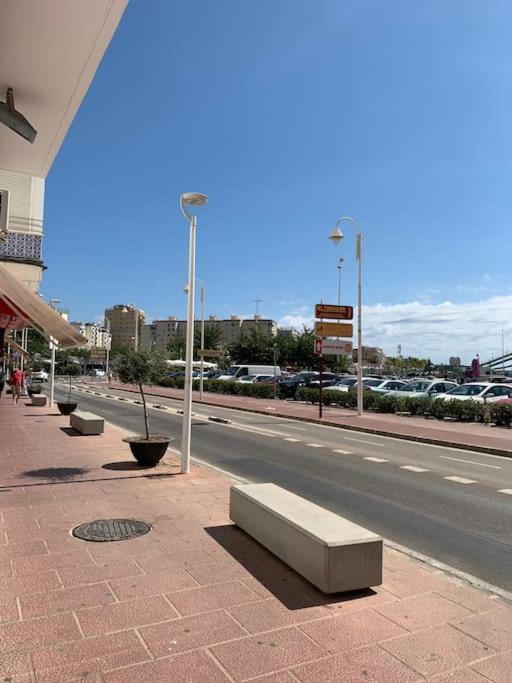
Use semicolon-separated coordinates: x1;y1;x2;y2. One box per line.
216;365;281;381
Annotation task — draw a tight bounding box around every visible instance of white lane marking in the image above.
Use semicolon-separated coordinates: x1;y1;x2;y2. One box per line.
364;457;388;463
284;438;300;442
444;476;477;484
306;443;324;448
400;466;429;473
333;449;353;455
439;455;502;470
498;489;512;495
344;437;384;447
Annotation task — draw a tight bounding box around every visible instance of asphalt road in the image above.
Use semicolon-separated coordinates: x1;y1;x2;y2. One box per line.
56;382;512;592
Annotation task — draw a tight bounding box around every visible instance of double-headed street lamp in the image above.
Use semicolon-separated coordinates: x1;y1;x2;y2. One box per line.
180;192;208;475
328;217;363;416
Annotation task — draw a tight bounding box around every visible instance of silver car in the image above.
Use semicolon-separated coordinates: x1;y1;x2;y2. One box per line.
388;379;457;399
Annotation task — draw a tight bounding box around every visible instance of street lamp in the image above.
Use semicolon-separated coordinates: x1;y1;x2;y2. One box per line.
329;217;363;416
337;257;344;306
48;298;62;407
180;191;208;474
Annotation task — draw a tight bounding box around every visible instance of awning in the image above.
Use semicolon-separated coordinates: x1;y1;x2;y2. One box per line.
5;335;29;357
0;263;86;348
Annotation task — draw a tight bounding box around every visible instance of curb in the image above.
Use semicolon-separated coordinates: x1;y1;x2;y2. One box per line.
103;384;512;460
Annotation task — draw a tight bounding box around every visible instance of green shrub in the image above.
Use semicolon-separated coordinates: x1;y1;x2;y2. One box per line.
490;403;512;427
373;393;398;413
296;387;319;403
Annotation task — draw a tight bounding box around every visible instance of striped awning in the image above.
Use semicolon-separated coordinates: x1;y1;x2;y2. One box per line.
0;263;86;348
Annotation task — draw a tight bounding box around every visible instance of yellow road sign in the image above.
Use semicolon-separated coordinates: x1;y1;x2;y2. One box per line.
314;321;353;338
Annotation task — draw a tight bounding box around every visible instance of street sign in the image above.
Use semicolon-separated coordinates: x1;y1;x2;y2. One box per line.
315;304;353;320
197;349;223;358
89;348;107;362
314;321;353;338
321;340;353;356
314;338;323;355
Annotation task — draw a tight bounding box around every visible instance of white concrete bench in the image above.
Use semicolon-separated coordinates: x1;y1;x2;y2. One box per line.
70;411;104;435
230;483;382;594
31;394;47;407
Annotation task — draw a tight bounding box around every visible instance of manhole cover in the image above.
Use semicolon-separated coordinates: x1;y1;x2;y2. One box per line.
72;519;151;542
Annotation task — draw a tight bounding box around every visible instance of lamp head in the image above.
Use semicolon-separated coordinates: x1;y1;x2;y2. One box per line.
181;192;208;207
328;226;344;245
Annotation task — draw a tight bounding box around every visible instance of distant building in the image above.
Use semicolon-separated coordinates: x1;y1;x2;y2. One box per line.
140;314;277;351
105;304;145;350
353;346;385;365
71;322;111;350
449;357;461;368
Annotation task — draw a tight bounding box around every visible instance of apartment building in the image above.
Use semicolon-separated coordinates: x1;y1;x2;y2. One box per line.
105;304;145;350
71;322;111;350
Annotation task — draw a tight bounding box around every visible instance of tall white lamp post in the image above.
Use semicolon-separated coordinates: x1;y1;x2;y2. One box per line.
48;298;61;407
180;192;208;474
197;278;205;401
328;217;363;416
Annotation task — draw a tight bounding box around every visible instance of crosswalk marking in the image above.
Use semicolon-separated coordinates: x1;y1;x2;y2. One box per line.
498;489;512;495
306;443;324;448
444;476;477;484
284;438;300;442
333;449;353;455
400;466;429;473
364;457;388;463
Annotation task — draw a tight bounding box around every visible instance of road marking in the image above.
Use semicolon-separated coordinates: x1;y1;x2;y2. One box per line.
306;443;324;448
401;465;429;473
344;437;384;447
498;489;512;495
284;438;300;442
333;449;353;455
439;455;501;470
444;476;477;484
364;457;388;463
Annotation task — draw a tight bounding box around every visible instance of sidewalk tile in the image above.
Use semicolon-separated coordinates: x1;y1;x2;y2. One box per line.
0;611;80;653
0;596;19;623
228;598;327;634
452;607;512;650
167;581;261;616
31;629;150;682
140;609;247;657
103;649;230;682
138;549;215;574
379;623;493;676
247;672;298;682
76;595;179;636
292;645;421;682
470;649;512;681
58;559;143;587
186;560;257;586
320;587;398;615
12;549;92;576
0;540;47;558
374;592;473;631
210;627;327;680
20;583;115;619
109;569;199;601
0;570;61;595
382;567;451;598
0;652;32;683
383;550;419;573
434;584;504;614
299;609;407;654
432;667;490;681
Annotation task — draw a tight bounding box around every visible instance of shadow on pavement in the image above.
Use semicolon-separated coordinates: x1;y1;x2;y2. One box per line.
22;467;89;480
206;524;377;609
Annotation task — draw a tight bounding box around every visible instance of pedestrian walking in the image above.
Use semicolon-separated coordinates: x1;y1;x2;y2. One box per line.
0;368;5;400
10;367;25;404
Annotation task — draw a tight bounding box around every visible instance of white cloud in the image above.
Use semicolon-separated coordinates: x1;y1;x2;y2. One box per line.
278;294;512;363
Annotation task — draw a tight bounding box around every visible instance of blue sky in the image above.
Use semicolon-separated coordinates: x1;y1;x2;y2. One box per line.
42;0;512;361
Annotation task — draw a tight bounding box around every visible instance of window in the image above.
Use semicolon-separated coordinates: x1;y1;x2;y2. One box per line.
430;384;446;393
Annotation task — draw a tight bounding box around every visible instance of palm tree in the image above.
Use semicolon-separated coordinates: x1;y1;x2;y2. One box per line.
194;325;222;353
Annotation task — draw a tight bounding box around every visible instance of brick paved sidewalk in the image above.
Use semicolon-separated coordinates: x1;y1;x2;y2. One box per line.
0;395;511;681
101;381;512;458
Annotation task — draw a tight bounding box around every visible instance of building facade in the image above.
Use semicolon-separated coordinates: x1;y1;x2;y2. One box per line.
71;321;111;350
105;304;145;350
140;315;278;351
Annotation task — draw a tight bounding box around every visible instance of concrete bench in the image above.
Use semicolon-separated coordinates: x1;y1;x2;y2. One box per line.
70;411;104;435
230;483;382;594
31;394;47;407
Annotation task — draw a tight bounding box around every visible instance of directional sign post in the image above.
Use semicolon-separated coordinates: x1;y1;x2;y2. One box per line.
313;338;323;355
314;322;353;338
315;304;353;320
320;340;353;356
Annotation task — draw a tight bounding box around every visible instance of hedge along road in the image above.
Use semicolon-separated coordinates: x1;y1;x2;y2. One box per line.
56;384;512;593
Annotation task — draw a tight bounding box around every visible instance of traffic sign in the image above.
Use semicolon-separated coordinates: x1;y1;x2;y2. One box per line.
197;349;224;358
314;321;353;337
315;304;353;320
321;340;353;356
314;338;323;355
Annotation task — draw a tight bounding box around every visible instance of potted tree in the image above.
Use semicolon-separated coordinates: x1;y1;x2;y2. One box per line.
57;375;78;415
114;349;172;467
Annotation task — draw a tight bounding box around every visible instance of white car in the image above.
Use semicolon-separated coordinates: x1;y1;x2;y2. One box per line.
362;378;408;393
30;370;48;382
388;379;458;399
435;382;512;403
236;374;273;384
325;377;358;392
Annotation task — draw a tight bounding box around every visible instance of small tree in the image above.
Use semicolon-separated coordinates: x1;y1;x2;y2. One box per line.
113;349;167;440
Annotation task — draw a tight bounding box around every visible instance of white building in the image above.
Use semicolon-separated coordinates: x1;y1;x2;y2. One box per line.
71;322;111;350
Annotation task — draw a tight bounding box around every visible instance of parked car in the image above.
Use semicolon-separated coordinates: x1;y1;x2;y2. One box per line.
362;378;408;393
325;377;359;392
278;375;309;399
434;382;512;403
236;374;274;384
306;373;341;389
388;379;457;399
30;370;48;382
216;365;282;381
